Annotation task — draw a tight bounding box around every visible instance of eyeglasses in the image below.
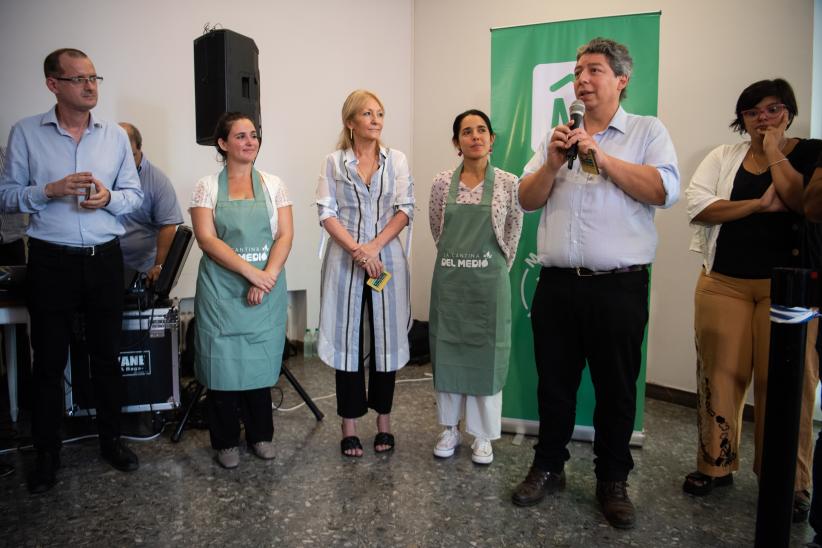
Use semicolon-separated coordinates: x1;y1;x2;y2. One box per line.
52;75;104;85
741;103;786;120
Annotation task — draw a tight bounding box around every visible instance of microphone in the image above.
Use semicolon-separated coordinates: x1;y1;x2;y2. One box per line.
566;99;585;169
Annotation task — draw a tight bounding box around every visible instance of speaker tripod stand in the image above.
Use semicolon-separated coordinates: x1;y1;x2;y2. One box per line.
171;362;324;443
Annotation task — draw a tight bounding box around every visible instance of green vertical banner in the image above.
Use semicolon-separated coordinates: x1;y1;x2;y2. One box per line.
492;13;661;443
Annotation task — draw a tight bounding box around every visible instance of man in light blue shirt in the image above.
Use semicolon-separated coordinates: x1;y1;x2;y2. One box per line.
511;38;679;529
0;48;144;494
0;146;28;264
118;123;183;283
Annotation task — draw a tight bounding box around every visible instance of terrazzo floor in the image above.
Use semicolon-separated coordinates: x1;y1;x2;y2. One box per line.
0;357;816;547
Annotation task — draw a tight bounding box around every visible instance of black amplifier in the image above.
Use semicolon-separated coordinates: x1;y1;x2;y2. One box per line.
64;307;181;416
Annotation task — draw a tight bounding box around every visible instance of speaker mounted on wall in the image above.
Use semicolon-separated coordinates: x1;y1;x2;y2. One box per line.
193;28;261;146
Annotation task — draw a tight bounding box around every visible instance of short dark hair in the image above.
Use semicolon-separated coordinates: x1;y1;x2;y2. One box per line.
452;109;495;144
576;38;633;100
43;48;88;78
729;78;798;134
120;122;142;150
213;112;260;162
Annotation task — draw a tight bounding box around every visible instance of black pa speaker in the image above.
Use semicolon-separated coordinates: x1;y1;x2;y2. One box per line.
193;29;261;145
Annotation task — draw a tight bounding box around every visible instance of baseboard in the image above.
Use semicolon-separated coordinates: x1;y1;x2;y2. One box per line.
645;383;755;422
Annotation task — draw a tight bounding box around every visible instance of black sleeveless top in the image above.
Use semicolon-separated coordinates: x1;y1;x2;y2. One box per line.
712;139;822;279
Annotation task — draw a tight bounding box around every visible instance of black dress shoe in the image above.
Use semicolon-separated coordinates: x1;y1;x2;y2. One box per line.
596;480;636;529
100;438;139;472
27;451;60;494
794;489;811;523
511;465;566;506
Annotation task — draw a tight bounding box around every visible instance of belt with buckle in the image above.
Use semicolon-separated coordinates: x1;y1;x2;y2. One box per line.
30;237;119;257
548;264;648;277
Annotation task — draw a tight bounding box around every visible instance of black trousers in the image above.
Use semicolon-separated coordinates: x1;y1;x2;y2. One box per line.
335;281;396;418
207;387;274;450
27;238;125;453
530;267;648;481
0;238;26;264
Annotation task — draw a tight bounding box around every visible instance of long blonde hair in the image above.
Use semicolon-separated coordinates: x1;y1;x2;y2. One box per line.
336;89;385;150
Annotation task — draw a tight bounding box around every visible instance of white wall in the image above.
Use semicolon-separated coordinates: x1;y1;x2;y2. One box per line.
411;0;817;394
0;0;413;331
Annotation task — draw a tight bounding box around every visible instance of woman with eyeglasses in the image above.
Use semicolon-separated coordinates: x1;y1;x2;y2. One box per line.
190;112;293;469
684;79;822;520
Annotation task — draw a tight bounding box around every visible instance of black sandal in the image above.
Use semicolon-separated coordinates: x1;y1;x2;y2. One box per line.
794;489;811;523
340;436;363;457
682;471;733;496
374;432;395;453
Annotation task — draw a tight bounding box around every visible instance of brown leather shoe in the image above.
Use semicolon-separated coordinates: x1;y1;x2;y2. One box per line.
511;465;566;506
794;489;811;523
596;480;635;529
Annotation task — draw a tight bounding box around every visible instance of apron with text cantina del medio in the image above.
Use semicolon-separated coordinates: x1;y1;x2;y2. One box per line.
194;168;286;391
429;162;511;396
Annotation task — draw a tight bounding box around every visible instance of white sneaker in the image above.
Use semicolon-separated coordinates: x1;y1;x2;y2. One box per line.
471;438;493;464
433;428;461;458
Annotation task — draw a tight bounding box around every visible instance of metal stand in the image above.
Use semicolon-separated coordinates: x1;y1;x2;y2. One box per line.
280;364;324;421
755;267;813;548
171;362;323;443
170;381;205;443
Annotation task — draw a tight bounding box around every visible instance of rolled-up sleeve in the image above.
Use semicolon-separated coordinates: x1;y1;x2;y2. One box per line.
0;125;50;213
150;170;184;226
521;133;549;179
686;145;724;225
428;172;448;243
391;151;414;221
316;154;337;224
103;130;143;216
517;133;551;213
644;118;680;209
504;176;524;267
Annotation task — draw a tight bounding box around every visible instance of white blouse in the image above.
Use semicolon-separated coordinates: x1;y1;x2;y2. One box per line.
190;170;292;240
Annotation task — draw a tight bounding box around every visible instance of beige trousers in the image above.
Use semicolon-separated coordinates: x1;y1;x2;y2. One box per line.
694;270;818;490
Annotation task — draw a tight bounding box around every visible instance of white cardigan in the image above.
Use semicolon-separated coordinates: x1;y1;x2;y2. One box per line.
685;142;749;273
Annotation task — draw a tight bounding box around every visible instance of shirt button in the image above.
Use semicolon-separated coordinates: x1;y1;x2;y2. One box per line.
792;249;800;256
792;224;799;231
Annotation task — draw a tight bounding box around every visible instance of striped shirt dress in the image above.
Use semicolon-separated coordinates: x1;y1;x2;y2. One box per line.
315;147;415;373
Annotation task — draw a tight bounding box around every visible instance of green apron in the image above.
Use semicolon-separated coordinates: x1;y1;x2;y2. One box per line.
429;162;511;396
194;168;286;390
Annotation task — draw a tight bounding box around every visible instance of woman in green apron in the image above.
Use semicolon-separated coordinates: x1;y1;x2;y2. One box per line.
190;113;293;469
429;110;523;465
